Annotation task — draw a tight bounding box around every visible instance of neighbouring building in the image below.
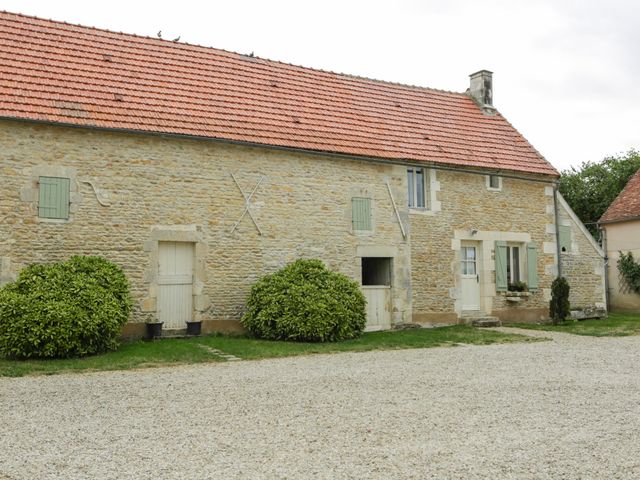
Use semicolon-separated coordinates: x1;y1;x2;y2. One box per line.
0;11;606;336
599;169;640;312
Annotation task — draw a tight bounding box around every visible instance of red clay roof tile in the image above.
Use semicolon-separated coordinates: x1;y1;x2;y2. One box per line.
599;169;640;224
0;11;559;176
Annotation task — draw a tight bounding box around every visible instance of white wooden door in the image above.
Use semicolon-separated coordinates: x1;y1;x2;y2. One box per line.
460;245;480;311
158;242;194;329
362;286;391;331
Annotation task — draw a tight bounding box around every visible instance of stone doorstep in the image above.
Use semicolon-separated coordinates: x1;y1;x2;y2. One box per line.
470;317;502;328
569;308;607;321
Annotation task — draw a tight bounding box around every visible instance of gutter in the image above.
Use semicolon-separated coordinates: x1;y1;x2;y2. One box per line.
1;116;559;185
599;224;610;310
553;185;562;278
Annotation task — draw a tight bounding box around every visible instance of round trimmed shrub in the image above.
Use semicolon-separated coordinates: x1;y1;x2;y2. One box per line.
0;256;132;359
241;259;366;342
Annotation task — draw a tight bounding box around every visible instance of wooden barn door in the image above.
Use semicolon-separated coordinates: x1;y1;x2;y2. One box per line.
157;242;194;329
362;286;391;331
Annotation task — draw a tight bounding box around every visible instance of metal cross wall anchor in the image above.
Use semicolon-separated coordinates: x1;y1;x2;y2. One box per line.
230;173;264;235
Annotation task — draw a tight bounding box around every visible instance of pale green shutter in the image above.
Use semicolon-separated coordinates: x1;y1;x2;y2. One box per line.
527;243;539;292
559;225;571;253
38;177;70;219
495;241;508;291
351;197;371;231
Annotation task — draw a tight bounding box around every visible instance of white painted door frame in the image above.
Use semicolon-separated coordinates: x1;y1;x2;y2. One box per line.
460;242;481;312
157;241;194;329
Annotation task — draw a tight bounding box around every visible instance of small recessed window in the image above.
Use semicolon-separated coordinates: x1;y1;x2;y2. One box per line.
38;176;70;219
351;197;372;231
488;175;501;190
408;168;427;208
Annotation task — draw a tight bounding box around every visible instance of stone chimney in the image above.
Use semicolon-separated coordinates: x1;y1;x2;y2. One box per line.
468;70;495;114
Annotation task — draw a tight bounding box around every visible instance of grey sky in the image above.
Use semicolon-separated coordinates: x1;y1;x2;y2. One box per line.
2;0;638;172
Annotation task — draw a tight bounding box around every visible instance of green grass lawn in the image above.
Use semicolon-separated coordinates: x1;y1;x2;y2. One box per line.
505;312;640;337
0;325;539;378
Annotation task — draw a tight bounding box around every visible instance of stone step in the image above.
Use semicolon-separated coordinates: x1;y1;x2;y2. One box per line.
470;317;502;328
146;328;202;340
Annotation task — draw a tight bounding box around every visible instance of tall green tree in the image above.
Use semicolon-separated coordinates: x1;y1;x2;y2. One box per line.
559;149;640;236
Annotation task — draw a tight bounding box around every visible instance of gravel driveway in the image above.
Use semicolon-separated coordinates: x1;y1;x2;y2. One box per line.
2;328;640;479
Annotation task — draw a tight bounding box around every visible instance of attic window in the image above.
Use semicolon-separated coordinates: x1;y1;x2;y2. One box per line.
408;168;428;208
487;175;502;191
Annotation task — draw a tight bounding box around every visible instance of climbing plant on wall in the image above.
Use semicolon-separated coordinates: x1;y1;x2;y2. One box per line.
618;252;640;294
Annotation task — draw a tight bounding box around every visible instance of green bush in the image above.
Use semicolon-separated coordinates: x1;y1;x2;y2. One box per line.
549;276;571;325
241;259;366;342
618;251;640;294
0;256;132;359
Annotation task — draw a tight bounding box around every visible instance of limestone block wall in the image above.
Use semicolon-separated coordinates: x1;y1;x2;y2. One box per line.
556;195;606;310
0;119;411;332
410;171;557;324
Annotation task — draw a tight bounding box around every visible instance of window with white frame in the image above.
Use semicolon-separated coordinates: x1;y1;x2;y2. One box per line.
407;168;427;208
506;244;524;283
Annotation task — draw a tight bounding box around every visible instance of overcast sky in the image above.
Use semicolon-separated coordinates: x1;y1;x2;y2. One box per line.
2;0;638;172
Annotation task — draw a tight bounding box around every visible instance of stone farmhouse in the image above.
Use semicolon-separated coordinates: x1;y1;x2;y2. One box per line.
0;12;605;336
599;169;640;312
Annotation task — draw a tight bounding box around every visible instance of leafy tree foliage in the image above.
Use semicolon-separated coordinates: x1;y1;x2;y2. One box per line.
559;149;640;236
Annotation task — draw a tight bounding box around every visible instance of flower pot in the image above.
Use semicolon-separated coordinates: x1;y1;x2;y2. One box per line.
186;321;202;336
145;322;163;340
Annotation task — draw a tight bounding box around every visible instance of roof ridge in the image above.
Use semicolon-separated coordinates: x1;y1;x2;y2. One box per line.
0;9;465;97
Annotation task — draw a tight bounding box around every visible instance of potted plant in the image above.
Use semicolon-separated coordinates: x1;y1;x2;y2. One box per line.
145;321;163;340
186;321;202;336
508;281;528;292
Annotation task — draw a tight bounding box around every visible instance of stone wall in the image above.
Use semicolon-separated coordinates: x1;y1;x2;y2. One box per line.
556;194;606;310
0;119;412;333
0;119;572;332
410;171;557;324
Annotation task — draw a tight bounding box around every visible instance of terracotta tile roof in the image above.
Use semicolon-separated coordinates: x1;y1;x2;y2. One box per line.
0;11;558;177
599;169;640;224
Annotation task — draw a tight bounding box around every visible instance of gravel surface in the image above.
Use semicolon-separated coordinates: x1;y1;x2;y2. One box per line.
2;329;640;479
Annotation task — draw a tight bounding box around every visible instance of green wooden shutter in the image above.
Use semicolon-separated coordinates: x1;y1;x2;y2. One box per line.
495;241;508;291
527;242;539;292
38;177;70;219
559;225;571;253
351;197;371;230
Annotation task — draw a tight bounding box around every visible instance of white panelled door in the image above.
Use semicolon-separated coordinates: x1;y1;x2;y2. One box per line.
158;242;194;329
460;244;480;311
362;286;391;331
